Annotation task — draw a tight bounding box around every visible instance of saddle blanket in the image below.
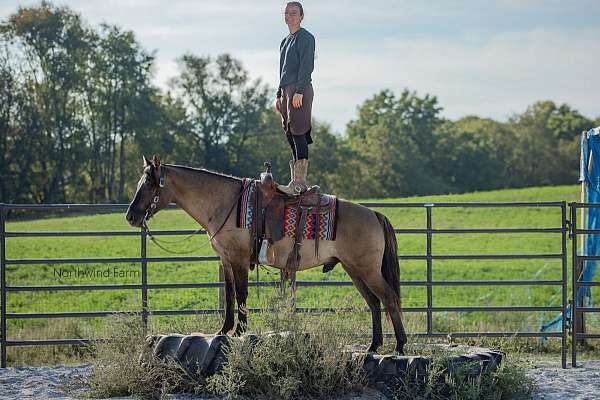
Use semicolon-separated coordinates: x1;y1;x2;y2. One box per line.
236;179;338;241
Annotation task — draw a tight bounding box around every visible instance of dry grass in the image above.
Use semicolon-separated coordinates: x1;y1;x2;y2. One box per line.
206;295;367;399
63;294;538;399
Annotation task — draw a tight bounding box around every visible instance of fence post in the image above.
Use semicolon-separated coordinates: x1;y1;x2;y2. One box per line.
256;264;260;301
571;203;578;367
1;204;6;368
426;205;433;336
577;201;586;347
219;264;225;312
561;202;567;369
141;229;148;331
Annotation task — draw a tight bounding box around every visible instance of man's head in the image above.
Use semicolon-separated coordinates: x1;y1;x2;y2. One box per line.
284;2;304;28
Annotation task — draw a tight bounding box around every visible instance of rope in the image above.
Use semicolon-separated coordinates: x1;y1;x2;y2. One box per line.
147;234;210;255
147;229;204;244
258;263;281;277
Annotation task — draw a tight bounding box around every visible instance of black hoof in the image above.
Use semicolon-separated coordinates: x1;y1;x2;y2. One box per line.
367;342;382;353
232;326;246;337
215;326;234;336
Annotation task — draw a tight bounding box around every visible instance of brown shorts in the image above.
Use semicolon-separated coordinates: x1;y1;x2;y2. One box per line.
278;83;313;136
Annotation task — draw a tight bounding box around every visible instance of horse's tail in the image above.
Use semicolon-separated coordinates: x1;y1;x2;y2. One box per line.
375;211;401;312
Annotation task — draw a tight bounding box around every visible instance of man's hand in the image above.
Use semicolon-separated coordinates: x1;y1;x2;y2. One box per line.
292;93;303;108
275;97;282;112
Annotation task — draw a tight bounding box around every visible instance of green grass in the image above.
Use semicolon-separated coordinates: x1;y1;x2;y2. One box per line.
3;184;600;365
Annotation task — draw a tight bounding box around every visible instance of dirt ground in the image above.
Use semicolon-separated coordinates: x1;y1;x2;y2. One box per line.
1;360;600;399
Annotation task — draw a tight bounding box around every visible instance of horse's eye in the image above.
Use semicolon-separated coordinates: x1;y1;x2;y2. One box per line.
144;174;155;187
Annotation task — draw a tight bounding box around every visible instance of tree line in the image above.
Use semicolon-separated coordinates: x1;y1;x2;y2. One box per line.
1;2;598;203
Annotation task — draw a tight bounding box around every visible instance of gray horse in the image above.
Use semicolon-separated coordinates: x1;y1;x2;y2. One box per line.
126;155;407;354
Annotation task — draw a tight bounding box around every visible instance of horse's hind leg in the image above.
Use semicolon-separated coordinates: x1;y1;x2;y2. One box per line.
348;274;383;352
362;274;407;355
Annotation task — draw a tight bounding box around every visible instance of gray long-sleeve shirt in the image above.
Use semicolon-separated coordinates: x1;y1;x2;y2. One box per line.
277;27;315;96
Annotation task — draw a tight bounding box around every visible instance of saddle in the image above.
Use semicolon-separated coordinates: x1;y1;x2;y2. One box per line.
250;162;334;277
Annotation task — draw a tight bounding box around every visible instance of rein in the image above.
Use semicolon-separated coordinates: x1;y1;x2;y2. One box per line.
141;170;246;254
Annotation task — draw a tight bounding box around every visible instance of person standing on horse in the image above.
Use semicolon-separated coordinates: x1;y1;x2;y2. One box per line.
276;1;315;194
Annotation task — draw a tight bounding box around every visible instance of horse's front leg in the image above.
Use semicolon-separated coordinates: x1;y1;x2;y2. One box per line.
233;265;249;336
216;262;236;335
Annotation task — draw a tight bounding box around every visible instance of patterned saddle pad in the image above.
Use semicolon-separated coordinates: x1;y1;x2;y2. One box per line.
283;200;338;241
236;179;338;241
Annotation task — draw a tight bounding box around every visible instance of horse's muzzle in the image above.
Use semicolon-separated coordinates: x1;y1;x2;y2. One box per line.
125;209;143;227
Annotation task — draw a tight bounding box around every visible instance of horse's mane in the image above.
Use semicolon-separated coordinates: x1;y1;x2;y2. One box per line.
164;163;244;183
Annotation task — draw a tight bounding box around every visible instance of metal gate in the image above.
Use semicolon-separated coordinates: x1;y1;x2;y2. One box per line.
570;202;600;367
0;201;571;367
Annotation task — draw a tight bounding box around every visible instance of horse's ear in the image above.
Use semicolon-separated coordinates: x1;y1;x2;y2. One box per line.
143;155;152;167
152;154;161;168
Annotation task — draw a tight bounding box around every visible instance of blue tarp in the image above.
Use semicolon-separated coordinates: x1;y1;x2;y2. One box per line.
541;127;600;334
578;128;600;306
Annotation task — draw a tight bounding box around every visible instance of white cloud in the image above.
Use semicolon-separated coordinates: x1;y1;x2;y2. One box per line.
3;1;599;133
308;28;600;131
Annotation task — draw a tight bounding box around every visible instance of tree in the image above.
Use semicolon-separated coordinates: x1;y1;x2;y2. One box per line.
85;24;155;202
1;2;161;203
170;53;271;174
509;101;592;186
1;1;95;202
433;116;516;192
0;45;15;202
346;89;443;197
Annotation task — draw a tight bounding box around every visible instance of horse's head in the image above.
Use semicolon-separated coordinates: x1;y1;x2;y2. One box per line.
126;155;172;228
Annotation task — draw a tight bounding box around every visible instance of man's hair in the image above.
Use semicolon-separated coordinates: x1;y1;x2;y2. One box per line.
286;1;304;16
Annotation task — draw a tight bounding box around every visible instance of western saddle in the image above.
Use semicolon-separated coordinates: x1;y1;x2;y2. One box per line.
250;162;332;277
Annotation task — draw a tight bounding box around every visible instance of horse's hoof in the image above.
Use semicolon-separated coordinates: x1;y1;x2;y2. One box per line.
232;327;246;337
367;343;382;353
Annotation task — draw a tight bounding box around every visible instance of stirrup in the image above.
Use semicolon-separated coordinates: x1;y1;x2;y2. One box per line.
277;182;306;195
293;183;307;194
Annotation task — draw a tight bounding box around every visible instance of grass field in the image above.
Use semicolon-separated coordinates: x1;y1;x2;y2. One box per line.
3;184;600;365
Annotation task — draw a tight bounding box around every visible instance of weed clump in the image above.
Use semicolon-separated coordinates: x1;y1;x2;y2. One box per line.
389;352;536;400
76;297;537;400
206;295;367;399
78;297;368;399
78;314;204;399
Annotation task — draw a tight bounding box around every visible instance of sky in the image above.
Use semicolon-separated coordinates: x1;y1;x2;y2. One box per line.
1;0;599;133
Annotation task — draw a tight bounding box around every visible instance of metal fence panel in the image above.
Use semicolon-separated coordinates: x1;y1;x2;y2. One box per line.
0;201;569;368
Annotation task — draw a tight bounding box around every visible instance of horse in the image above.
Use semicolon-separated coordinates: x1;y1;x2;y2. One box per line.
125;155;407;354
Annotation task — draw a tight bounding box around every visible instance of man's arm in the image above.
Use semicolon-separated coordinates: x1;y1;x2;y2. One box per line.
294;33;315;94
277;37;287;98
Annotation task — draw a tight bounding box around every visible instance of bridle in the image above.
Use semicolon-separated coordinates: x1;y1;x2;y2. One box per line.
139;165;246;254
141;167;166;230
